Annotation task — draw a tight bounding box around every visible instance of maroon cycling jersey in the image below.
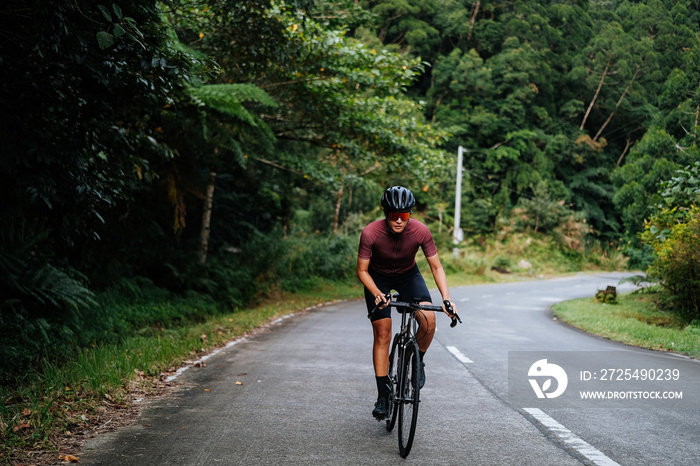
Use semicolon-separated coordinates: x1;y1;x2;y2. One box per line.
358;219;438;275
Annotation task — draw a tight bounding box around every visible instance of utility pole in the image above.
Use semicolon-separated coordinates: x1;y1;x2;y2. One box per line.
453;146;464;258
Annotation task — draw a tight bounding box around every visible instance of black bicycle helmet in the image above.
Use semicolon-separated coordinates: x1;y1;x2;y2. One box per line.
381;186;416;212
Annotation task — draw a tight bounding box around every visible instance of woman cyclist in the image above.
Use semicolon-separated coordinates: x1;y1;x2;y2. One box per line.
357;186;457;420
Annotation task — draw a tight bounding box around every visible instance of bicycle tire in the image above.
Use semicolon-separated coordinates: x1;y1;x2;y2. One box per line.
398;340;420;458
386;334;401;432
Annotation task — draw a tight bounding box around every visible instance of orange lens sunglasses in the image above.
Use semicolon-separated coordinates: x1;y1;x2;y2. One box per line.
387;212;411;221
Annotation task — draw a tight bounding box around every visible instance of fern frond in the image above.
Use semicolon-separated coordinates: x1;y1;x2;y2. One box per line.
220;136;246;167
188;83;277;123
29;265;97;311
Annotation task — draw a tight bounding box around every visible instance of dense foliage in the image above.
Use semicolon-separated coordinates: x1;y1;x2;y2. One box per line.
641;163;700;320
1;0;195;379
360;0;700;242
1;0;700;382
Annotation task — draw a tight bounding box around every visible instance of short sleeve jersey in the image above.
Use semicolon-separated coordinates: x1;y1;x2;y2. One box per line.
357;219;438;275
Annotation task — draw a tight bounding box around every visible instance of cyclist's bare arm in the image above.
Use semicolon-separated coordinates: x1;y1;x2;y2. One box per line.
357;257;389;308
425;254;457;317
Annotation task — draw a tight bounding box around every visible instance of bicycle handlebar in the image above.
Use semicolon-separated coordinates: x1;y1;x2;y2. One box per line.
368;293;462;328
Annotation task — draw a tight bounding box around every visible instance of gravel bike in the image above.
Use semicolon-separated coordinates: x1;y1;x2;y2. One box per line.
369;294;461;458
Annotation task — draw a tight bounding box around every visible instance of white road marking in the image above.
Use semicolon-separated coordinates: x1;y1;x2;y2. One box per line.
270;313;294;325
523;408;620;466
446;345;473;363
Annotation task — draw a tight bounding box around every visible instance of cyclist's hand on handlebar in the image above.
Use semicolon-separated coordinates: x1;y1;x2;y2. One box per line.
442;299;462;328
442;299;456;317
374;292;390;309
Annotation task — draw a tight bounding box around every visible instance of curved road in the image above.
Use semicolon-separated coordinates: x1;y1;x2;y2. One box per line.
81;273;700;465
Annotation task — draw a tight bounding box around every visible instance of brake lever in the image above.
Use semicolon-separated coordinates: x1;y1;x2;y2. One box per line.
444;300;462;328
367;293;393;319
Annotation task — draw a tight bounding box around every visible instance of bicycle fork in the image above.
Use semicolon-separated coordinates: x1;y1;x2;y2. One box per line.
392;340;420;404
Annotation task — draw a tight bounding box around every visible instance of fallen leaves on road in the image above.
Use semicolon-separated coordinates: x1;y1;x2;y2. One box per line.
58;454;80;462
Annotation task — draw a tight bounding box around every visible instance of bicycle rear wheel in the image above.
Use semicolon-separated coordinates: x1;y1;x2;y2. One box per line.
398;340;420;458
386;334;400;432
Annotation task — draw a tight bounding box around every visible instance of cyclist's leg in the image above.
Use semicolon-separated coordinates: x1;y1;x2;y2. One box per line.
371;317;392;419
364;279;393;377
371;317;392;376
414;309;436;353
365;274;393;419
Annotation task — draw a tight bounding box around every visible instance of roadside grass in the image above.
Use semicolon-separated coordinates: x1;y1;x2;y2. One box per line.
552;292;700;359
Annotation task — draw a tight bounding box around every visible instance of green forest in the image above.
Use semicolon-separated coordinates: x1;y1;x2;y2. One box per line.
2;0;700;385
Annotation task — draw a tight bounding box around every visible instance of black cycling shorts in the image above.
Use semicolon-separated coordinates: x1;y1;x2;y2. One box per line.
365;263;432;322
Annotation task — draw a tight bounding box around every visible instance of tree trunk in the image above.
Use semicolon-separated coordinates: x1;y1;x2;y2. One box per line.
616;137;631;167
431;90;449;125
467;1;480;41
593;66;639;142
580;57;611;131
333;177;344;234
198;171;217;265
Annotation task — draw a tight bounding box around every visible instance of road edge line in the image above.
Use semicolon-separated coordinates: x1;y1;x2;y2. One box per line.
165;313;298;382
522;408;620;466
446;345;473;363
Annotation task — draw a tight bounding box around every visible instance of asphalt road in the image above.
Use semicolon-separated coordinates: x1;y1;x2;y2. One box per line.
80;273;700;465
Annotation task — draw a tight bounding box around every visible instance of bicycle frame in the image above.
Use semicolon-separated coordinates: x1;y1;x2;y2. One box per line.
391;306;422;403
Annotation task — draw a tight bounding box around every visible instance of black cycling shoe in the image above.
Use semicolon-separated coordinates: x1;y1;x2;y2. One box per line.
372;396;389;420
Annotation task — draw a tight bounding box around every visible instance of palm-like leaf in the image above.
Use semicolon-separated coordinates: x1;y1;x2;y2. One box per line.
189;83;276;123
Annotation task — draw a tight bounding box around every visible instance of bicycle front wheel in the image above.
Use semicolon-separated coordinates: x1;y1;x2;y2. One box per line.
398;340;420;458
386;334;401;432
